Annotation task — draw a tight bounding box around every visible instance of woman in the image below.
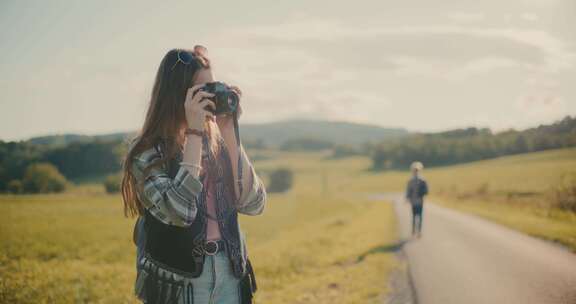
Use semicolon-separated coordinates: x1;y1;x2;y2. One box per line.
121;45;267;304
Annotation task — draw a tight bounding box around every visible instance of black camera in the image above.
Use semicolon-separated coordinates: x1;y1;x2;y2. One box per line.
199;81;239;115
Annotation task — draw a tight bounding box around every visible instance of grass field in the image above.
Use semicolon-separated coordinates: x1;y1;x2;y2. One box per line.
0;150;399;304
3;146;574;303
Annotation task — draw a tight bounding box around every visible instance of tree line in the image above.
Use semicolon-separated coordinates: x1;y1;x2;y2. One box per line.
1;116;574;193
0;139;124;193
369;116;576;170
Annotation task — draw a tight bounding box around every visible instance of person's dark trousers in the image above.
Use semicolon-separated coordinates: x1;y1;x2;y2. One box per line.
411;204;424;235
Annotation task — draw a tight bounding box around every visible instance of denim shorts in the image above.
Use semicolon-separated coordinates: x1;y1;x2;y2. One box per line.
134;218;241;304
135;250;241;304
189;250;241;303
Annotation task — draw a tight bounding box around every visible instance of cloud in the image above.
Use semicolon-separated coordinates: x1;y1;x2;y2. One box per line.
521;12;540;22
208;19;576;74
515;91;567;123
197;17;576;129
448;12;486;23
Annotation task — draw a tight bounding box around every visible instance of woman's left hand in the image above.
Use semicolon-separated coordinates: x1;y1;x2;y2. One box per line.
215;85;243;130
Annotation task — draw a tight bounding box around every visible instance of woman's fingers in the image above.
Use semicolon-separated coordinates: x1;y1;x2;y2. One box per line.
189;84;206;96
198;98;216;111
185;84;209;104
191;91;214;104
237;102;243;118
201;109;215;119
229;85;242;98
185;87;195;102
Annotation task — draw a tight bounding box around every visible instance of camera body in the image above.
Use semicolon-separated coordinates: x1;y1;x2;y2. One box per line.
200;81;239;115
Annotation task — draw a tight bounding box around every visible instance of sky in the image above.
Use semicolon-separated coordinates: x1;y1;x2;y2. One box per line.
0;0;575;141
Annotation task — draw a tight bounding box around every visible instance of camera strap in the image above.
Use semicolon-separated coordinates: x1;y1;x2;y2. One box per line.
233;110;243;201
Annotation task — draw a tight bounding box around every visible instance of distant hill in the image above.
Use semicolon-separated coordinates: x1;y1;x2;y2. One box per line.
25;119;408;147
27;132;134;147
240;119;407;146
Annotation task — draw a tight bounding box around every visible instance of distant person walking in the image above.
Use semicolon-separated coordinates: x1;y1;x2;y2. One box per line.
405;161;428;237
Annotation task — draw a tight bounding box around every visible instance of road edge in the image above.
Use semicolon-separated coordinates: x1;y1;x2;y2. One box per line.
384;197;418;304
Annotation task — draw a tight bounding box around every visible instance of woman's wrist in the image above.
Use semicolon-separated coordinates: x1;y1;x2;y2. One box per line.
182;164;201;177
180;161;202;169
215;114;234;129
185;127;205;137
187;119;205;131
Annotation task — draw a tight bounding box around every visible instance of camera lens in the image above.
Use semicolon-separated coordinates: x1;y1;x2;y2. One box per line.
227;93;239;112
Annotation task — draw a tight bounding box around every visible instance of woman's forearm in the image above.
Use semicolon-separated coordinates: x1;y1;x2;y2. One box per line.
218;122;266;215
181;134;203;178
219;126;241;198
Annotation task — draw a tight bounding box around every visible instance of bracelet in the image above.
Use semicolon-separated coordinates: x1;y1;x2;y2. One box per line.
180;162;202;170
185;127;205;137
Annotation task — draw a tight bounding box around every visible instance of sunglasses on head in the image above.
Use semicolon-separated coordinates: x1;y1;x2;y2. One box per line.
170;50;195;71
169;45;208;71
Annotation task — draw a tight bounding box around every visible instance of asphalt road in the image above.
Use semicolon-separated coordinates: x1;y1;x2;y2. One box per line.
377;193;576;304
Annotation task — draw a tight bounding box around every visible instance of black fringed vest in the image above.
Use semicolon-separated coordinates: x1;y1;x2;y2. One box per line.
142;136;247;279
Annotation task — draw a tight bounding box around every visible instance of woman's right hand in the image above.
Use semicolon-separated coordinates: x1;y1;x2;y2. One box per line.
184;84;216;130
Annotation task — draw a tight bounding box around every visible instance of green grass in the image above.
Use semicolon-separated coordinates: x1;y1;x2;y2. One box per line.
0;149;399;304
4;147;573;303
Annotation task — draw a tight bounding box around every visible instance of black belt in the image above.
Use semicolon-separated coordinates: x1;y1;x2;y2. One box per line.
199;239;226;256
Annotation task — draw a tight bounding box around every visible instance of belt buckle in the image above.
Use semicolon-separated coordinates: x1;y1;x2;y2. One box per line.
203;240;219;256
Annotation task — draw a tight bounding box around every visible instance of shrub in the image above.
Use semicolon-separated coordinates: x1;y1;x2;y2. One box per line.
22;163;68;193
331;144;361;158
280;138;333;151
268;168;293;193
550;174;576;213
476;183;490;196
7;179;23;194
104;174;122;193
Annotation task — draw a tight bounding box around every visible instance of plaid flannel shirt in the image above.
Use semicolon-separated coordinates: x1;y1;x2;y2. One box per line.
131;140;267;227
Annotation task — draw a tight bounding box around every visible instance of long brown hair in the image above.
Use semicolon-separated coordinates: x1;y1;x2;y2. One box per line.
121;48;220;218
